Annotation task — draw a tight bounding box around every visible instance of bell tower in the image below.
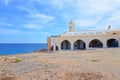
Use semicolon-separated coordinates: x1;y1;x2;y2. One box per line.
69;20;74;32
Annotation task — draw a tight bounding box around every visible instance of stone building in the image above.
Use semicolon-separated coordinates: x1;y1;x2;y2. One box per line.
47;21;120;51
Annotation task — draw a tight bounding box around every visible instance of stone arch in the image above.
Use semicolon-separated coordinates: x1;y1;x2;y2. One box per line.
61;40;71;50
107;38;118;47
89;39;103;48
51;45;58;51
74;39;86;50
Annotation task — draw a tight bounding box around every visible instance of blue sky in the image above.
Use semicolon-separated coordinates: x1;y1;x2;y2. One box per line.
0;0;120;43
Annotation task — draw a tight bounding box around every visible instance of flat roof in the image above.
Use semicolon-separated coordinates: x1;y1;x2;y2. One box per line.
61;29;120;36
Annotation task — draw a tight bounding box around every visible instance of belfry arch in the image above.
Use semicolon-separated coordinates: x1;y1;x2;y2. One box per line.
89;39;103;48
107;39;118;47
74;40;86;50
61;40;71;50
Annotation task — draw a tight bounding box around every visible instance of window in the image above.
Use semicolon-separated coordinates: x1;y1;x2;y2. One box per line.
113;33;116;35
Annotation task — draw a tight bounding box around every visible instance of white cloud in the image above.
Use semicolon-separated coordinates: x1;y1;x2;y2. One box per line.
48;0;120;14
44;0;120;29
17;6;55;22
4;0;9;5
38;31;51;35
34;0;64;10
0;29;20;35
0;22;11;27
5;0;120;31
17;6;55;31
17;6;55;30
74;16;104;30
49;0;65;10
0;28;51;36
17;6;31;14
104;11;120;23
24;24;43;29
4;0;13;5
75;19;97;27
34;13;54;20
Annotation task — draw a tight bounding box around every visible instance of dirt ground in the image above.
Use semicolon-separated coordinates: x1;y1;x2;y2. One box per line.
0;48;120;80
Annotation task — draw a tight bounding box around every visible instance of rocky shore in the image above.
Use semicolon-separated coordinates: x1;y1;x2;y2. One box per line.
0;48;120;80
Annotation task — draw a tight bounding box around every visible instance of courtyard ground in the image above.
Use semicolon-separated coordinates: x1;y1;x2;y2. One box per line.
0;48;120;80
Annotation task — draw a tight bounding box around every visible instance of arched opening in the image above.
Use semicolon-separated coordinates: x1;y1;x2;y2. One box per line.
74;40;86;50
61;40;71;50
51;46;53;51
56;46;58;50
89;39;103;48
107;39;118;47
51;45;59;51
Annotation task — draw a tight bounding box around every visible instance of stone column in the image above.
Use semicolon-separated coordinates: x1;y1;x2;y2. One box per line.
86;42;89;49
119;38;120;47
53;44;56;51
58;44;61;51
103;41;107;48
71;42;74;50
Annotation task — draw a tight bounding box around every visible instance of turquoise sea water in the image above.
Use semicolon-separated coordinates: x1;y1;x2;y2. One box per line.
0;43;47;56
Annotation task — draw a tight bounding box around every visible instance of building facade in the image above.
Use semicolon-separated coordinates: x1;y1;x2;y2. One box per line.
47;21;120;51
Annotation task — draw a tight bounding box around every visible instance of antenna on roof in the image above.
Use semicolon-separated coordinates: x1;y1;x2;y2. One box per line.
108;25;111;30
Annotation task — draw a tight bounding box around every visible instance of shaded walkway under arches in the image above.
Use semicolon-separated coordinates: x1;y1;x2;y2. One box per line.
107;39;118;47
74;40;86;50
89;39;103;48
61;40;71;50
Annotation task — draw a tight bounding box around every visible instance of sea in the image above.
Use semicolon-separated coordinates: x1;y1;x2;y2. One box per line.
0;43;47;56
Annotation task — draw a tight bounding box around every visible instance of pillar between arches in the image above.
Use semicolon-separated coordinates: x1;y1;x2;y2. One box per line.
85;42;89;49
53;44;56;51
71;42;74;50
103;41;107;48
58;44;61;50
